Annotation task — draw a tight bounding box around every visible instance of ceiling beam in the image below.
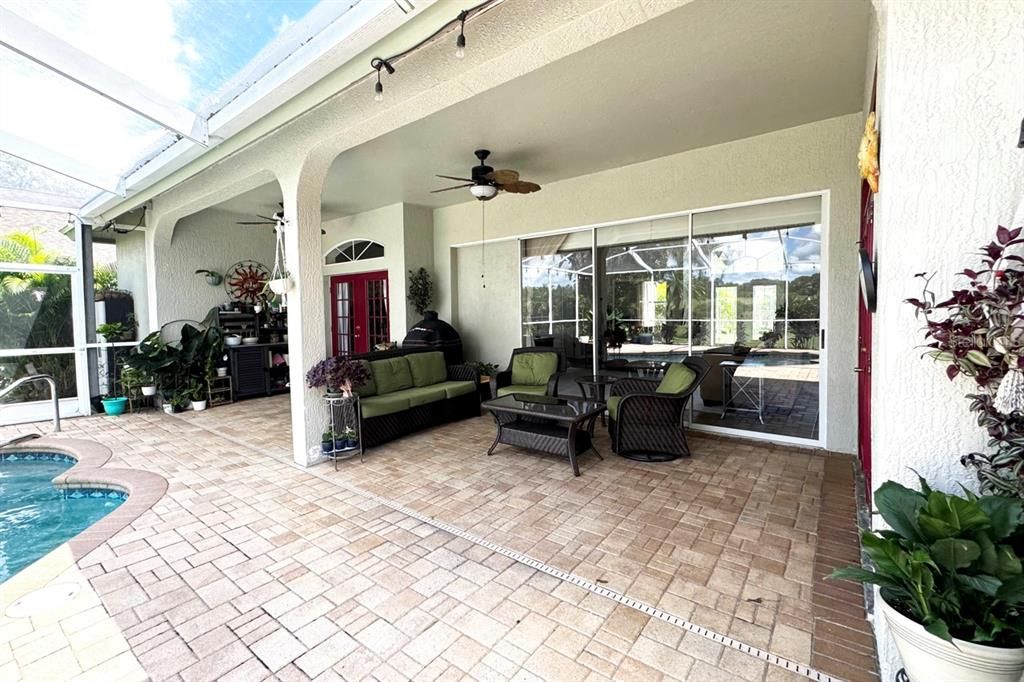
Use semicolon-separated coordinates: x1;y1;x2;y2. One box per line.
0;130;125;195
0;6;208;145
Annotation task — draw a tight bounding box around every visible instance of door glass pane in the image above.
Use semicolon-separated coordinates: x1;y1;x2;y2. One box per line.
335;281;352;355
366;278;390;348
691;197;823;440
0;352;77;402
520;236;593;368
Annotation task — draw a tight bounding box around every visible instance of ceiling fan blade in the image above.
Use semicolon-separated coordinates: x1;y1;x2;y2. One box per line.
256;214;279;221
237;221;275;225
436;174;475;182
502;180;541;194
487;169;519;185
430;183;475;193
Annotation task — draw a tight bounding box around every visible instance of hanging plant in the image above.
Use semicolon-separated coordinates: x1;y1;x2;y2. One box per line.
408;267;432;316
908;223;1024;496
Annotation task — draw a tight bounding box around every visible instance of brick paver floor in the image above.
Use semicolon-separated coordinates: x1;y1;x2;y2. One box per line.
0;396;876;681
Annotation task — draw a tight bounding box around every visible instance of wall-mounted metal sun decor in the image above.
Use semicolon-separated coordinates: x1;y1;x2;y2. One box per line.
224;260;269;303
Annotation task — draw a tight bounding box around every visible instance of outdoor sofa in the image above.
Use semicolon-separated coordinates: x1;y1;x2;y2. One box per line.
350;349;480;447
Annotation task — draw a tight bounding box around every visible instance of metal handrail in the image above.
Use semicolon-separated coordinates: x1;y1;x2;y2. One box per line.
0;374;60;433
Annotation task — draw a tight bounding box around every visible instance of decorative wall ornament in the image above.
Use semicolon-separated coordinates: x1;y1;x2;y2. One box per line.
858;111;880;193
223;260;269;302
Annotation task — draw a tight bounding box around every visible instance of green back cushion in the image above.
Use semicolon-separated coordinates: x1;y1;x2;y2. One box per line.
510;352;558;386
406;351;447;387
370;357;413;394
354;360;377;396
657;363;697;394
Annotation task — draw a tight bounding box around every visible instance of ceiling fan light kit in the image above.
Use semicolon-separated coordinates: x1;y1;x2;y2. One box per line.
433;148;542;202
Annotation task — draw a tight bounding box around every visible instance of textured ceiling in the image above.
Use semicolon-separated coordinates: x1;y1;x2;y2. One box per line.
212;0;869;220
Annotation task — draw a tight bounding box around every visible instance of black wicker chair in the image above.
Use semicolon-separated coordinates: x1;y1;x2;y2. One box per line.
490;347;566;399
607;356;710;462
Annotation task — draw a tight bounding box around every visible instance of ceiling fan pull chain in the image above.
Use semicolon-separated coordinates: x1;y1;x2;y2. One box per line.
481;201;486;289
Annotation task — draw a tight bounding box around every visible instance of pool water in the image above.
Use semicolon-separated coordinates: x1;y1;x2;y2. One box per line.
0;454;125;583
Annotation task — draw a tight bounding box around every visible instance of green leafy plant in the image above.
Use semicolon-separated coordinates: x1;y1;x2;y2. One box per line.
96;321;126;342
321;431;335;444
408;267;433;316
467;361;498;377
831;476;1024;646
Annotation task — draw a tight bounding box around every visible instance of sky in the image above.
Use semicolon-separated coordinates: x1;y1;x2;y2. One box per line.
0;0;327;202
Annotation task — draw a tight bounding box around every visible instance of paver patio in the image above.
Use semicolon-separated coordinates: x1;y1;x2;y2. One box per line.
0;398;876;681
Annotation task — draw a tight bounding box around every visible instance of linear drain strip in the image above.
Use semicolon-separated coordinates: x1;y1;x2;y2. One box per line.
175;416;842;682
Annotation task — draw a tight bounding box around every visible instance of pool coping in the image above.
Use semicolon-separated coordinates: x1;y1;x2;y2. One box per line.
0;437;168;561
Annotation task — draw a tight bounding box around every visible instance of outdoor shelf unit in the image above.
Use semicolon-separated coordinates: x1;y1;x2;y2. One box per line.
324;394;364;469
207;375;233;407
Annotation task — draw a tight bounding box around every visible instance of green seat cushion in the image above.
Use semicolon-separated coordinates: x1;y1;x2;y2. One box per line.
393;385;447;407
607;395;621;420
496;384;549;398
657;363;698;394
370;357;413;394
510;352;558;386
407;351;447;387
353;360;376;397
360;394;410;418
436;380;477;399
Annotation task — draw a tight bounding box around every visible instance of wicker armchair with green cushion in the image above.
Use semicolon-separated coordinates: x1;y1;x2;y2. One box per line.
608;356;710;462
490;347;566;399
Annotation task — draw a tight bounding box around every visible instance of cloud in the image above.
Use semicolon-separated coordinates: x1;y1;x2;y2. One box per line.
274;13;295;35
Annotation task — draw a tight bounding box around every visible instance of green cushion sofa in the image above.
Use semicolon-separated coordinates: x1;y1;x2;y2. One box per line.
350;350;480;447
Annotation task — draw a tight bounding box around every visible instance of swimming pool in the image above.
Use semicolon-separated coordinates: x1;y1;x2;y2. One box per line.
0;453;125;583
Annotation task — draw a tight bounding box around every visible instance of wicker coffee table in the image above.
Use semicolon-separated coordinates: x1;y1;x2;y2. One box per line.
482;393;604;476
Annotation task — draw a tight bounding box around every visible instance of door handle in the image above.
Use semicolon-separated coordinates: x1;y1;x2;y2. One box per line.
854;367;867;373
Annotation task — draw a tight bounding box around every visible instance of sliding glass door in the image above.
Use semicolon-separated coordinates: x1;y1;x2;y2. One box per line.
519;194;824;444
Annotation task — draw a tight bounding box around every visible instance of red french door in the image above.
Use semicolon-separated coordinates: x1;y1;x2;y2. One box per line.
858;180;875;501
330;271;390;355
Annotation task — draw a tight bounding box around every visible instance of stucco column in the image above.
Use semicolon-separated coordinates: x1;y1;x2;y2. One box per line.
870;1;1024;678
277;155;332;466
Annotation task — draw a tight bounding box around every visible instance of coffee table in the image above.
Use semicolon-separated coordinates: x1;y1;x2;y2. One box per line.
482;393;604;476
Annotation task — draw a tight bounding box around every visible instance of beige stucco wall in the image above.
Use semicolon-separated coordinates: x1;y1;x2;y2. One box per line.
112;230;150;335
869;0;1024;677
320;202;435;345
433;113;861;453
156;209;277;326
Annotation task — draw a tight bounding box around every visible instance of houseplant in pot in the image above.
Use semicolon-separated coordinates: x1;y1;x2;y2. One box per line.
321;431;335;454
305;356;371;397
831;477;1024;681
187;379;207;411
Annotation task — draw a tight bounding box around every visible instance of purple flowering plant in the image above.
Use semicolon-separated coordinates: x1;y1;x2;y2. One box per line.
305;357;371;395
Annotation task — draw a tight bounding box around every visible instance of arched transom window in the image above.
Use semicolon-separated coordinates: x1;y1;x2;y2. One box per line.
326;240;384;264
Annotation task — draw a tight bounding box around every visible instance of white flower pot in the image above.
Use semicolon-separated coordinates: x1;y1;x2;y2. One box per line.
881;597;1024;682
162;403;173;415
268;277;291;295
216;367;228;377
141;385;157;396
191;400;207;411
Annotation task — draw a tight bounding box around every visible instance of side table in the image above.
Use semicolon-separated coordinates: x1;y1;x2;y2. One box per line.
574;374;618;425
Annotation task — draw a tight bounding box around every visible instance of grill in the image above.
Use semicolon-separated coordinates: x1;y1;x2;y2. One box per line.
402;311;463;365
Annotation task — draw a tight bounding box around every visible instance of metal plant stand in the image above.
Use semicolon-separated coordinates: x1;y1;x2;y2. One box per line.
324;394;364;470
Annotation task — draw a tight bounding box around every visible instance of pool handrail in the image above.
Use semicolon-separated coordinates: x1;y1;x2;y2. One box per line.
0;374;60;433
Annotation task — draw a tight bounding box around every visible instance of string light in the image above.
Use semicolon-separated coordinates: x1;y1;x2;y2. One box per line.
368;1;494;101
455;10;467;59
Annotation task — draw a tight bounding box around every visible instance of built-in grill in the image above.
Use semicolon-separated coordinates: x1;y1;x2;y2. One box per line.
402;311;463;365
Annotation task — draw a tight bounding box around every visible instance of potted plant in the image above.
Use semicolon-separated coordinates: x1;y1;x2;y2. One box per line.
100;394;127;416
468;361;498;383
408;267;433;316
306;356;371;397
195;269;222;286
831;477;1024;681
321;431;335;454
187;379;207;411
339;426;358;450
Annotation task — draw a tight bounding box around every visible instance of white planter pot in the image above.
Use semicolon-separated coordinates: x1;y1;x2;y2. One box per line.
881;597;1024;682
216;367;228;377
141;385;157;396
162;403;173;415
191;400;207;411
268;277;291;295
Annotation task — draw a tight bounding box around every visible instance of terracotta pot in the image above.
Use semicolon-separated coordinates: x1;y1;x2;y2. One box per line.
881;597;1024;682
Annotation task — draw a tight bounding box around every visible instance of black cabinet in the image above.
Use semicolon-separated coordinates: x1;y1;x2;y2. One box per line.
228;343;290;399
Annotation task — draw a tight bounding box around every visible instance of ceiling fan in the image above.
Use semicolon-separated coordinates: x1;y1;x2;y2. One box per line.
432;149;541;201
236;203;325;234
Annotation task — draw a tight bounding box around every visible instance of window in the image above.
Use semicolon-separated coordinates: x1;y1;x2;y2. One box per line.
325;240;384;264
